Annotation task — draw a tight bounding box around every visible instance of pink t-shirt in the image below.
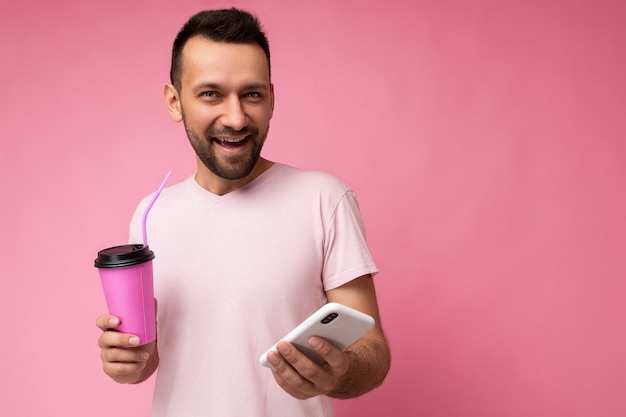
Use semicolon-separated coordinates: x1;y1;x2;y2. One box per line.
129;163;378;417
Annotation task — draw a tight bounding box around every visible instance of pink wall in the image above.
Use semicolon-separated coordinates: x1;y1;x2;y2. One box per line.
1;0;624;415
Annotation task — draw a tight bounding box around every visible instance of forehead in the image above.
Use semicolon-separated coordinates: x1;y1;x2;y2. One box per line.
180;36;270;86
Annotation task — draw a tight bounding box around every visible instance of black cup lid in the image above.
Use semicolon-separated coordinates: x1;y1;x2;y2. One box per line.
94;244;155;268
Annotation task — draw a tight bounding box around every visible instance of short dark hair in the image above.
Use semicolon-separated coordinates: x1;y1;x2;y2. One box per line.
170;8;271;90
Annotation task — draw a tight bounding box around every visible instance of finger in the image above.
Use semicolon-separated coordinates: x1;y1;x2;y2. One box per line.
98;329;141;349
100;343;148;378
96;314;120;331
271;369;311;400
100;343;150;364
99;339;153;381
268;345;317;400
308;337;349;375
272;342;320;393
102;354;148;378
275;339;348;395
276;342;321;370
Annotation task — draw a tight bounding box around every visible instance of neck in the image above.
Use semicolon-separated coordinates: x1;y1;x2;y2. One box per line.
195;157;274;196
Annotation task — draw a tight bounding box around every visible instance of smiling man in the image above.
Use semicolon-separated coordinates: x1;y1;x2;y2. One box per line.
96;8;390;416
165;36;275;193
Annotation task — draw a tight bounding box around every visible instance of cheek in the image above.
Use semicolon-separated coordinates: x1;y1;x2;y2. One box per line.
250;106;274;127
184;108;217;130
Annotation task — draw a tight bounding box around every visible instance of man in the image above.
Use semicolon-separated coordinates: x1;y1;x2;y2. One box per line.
96;8;390;416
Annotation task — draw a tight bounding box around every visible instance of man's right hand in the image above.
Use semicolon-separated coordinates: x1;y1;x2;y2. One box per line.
96;314;158;384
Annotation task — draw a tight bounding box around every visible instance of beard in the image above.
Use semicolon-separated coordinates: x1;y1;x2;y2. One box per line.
183;116;268;181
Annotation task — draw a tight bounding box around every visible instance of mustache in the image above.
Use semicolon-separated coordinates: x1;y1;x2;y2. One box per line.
209;126;258;137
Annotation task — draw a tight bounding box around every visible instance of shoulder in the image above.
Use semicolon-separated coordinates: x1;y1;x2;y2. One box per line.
272;164;351;195
133;175;193;215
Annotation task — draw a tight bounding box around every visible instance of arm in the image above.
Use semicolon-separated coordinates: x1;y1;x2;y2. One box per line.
325;274;390;398
266;275;390;399
96;314;159;384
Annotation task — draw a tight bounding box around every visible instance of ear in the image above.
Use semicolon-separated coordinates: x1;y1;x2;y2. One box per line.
163;84;183;122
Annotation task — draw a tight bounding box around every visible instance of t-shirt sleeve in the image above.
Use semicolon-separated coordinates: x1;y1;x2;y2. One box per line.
322;189;379;290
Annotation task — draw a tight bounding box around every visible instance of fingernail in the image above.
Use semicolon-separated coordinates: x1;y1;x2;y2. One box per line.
141;352;150;360
309;337;323;350
129;337;140;345
268;352;280;366
277;344;290;355
109;317;119;327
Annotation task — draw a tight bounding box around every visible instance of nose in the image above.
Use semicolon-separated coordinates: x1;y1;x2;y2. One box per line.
220;95;248;131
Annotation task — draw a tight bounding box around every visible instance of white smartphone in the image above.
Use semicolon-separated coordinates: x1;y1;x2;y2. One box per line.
259;302;375;368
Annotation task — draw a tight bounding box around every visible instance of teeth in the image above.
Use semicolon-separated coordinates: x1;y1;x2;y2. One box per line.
216;137;246;143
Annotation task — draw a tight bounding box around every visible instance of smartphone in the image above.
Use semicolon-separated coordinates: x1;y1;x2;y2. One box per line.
259;302;375;368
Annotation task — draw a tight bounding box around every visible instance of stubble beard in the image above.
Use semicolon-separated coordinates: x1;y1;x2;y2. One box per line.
183;116;268;181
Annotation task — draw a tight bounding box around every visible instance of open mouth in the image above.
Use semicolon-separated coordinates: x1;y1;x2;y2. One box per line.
213;136;250;149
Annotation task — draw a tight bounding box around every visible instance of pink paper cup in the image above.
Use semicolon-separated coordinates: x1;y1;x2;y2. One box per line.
95;244;156;345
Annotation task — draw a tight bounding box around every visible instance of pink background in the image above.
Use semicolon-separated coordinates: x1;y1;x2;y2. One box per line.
1;0;624;416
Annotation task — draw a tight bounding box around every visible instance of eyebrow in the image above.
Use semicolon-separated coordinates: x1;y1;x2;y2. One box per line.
192;81;270;92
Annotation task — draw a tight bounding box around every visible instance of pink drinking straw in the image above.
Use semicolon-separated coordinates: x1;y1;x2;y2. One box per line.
142;170;172;247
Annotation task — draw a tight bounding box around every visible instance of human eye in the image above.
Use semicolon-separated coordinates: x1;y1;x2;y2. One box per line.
201;91;218;98
243;91;263;102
